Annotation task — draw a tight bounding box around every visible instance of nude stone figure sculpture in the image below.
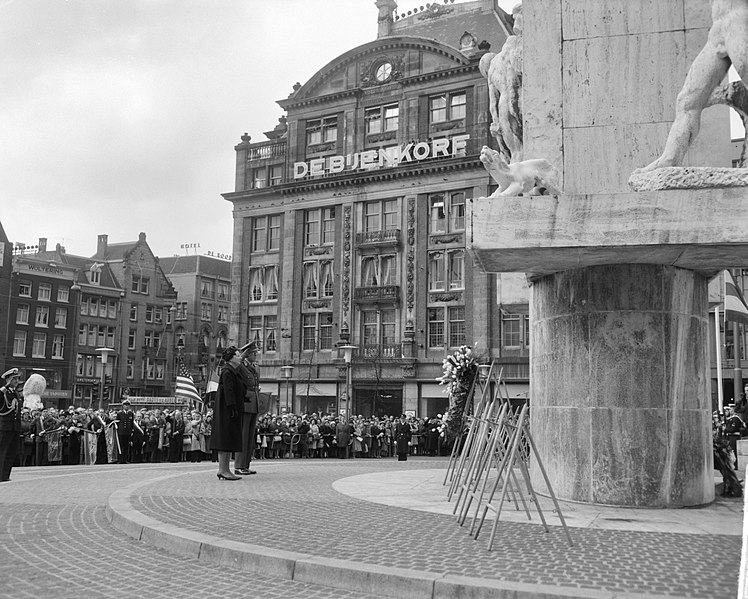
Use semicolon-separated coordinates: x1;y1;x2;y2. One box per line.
642;0;748;171
479;3;523;163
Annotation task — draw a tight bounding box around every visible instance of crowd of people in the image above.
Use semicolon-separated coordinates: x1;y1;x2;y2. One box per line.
9;402;450;468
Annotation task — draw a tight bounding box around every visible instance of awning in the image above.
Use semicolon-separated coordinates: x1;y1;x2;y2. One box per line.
296;382;338;397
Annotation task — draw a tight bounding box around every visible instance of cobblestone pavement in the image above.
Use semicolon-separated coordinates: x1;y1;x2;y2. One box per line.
0;458;741;599
0;463;378;599
128;458;741;599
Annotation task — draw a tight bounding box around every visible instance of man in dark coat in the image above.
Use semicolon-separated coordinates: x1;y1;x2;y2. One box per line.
116;399;135;464
235;341;261;475
211;346;245;480
395;414;411;461
0;368;23;481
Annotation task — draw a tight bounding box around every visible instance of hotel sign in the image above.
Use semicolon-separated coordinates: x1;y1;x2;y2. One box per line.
293;134;470;179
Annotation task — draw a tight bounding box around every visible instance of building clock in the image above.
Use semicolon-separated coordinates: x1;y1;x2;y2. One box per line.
375;61;392;82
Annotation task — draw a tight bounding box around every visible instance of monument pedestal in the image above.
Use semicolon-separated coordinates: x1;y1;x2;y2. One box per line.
469;189;748;506
532;264;711;506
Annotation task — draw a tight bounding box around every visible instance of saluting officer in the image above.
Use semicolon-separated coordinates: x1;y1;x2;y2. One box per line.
0;368;23;482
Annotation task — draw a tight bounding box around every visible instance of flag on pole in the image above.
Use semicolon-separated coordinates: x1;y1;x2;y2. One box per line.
725;270;748;325
176;362;202;407
206;368;219;395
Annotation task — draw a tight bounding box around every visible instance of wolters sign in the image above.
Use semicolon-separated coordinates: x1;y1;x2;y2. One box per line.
294;134;470;179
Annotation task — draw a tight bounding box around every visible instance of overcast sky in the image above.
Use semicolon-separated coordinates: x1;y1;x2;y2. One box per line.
4;0;736;262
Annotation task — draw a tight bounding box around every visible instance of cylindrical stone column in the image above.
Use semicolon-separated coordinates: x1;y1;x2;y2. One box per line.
529;264;714;507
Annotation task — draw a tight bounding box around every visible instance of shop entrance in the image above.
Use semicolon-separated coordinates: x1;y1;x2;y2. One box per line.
353;387;402;418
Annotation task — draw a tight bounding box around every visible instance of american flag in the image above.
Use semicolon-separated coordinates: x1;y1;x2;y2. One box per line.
176;362;202;406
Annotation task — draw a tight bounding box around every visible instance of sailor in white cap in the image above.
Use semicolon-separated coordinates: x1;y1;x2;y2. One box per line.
0;368;23;481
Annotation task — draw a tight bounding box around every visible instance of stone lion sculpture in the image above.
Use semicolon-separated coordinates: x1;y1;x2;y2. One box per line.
23;373;46;411
480;146;561;196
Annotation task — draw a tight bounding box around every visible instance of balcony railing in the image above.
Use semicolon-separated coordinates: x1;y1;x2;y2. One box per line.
353;285;400;304
247;142;287;161
355;229;401;246
355;344;402;360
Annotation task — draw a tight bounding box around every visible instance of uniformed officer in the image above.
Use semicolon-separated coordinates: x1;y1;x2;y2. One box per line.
0;368;23;481
234;341;261;476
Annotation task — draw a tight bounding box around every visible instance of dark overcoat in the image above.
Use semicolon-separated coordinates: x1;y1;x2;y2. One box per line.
395;420;411;455
210;364;245;452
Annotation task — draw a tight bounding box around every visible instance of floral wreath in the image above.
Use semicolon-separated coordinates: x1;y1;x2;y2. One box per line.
436;345;478;441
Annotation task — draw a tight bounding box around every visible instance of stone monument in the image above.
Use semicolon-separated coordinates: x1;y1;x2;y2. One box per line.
469;0;748;507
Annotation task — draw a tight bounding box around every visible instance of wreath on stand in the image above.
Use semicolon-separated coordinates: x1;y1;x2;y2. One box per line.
436;345;478;443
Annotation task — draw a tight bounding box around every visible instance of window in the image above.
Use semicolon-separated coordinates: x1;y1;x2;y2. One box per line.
16;304;29;325
361;309;397;354
19;280;31;297
448;306;466;347
427;306;465;348
200;303;212;321
305;208;335;246
252;216;267;252
57;287;69;302
145;305;154;323
130;303;138;321
76;354;85;376
80;298;89;316
126;359;134;379
98;299;107;318
128;329;136;350
97;326;106;347
54;307;67;328
322;208;335;244
501;313;522;348
249;316;262;348
305;209;320;246
107;300;116;319
365;103;399;135
265;315;277;352
429;191;466;234
201;279;214;299
90;267;101;285
251;215;281;252
87;325;96;347
252;168;266;189
361;255;396;287
175;301;187;320
78;324;87;345
32;333;46;358
429;91;466;124
217;305;228;323
265;265;279;300
154;307;163;325
320;262;334;297
132;275;149;294
35;305;49;327
270;165;283;186
217;284;229;301
52;334;64;359
216;331;227;351
106;326;115;348
268;215;281;250
428;249;464;291
13;331;26;356
303;262;318;298
364;200;398;233
249;267;264;302
302;312;333;350
306;116;338;147
38;283;52;301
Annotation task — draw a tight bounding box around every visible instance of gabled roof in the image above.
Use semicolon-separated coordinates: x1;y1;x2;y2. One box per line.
159;255;231;279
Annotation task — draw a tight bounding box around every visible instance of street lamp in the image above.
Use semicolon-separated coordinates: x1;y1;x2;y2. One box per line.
339;344;357;419
95;347;115;410
478;363;491;382
280;364;294;414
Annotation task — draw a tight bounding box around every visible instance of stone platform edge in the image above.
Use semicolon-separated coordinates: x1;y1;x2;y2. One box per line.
105;472;698;599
